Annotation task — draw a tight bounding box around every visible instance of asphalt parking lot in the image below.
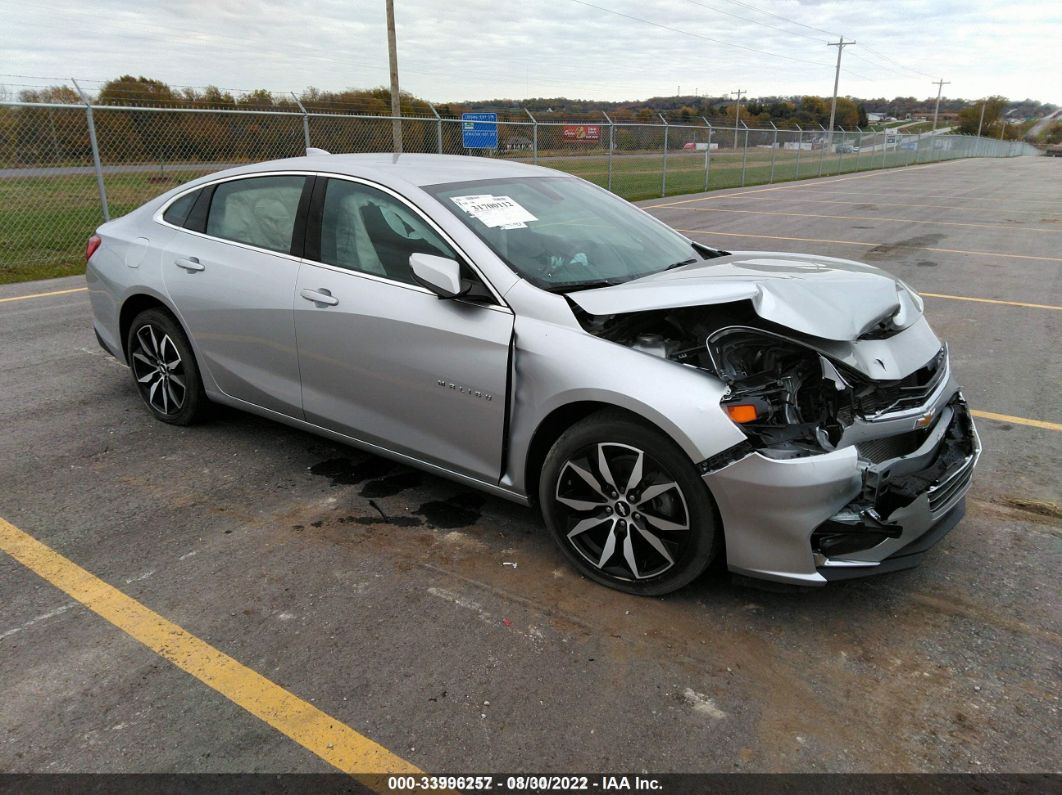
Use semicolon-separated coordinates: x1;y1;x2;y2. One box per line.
1;156;1059;776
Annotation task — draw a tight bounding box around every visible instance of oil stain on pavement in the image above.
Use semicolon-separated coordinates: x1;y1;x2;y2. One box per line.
415;493;485;529
308;455;486;530
309;455;396;485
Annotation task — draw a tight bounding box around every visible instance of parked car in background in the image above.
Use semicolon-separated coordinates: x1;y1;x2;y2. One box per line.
85;154;979;594
1045;143;1062;157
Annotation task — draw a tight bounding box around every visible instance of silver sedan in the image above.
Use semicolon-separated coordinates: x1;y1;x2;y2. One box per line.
86;153;979;594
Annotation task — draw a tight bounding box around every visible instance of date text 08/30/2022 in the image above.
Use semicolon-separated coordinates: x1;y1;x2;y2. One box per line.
386;775;663;791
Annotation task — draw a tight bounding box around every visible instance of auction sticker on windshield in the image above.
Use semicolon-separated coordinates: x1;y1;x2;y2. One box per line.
451;194;537;229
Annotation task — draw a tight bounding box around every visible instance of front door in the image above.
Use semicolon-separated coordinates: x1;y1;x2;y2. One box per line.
293;177;513;482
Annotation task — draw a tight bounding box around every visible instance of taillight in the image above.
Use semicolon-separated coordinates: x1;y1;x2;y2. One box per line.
86;235;102;262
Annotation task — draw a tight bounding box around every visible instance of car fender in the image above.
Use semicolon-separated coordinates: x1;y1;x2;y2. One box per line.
505;314;747;495
118;284;224;395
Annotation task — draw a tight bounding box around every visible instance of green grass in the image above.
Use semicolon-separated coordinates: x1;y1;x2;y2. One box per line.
0;147;969;284
547;148;923;201
0;170;213;284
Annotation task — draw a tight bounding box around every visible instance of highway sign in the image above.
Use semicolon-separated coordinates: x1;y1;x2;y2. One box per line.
462;113;498;149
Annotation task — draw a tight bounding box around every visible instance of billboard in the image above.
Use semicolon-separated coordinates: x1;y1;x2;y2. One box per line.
562;124;602;143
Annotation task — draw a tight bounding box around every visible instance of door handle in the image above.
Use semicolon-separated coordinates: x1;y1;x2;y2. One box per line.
300;288;339;306
175;257;204;272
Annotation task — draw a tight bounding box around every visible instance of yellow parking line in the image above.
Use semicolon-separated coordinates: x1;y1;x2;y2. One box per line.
674;229;1062;263
669;206;1061;234
0;516;419;785
0;287;88;304
920;293;1062;311
971;411;1062;432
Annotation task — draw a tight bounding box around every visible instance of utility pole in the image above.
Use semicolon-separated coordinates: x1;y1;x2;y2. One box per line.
975;99;986;138
731;89;746;149
826;37;855;147
385;0;402;154
931;78;950;131
730;89;747;126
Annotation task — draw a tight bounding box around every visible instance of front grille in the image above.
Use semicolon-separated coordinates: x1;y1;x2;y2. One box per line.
872;401;977;518
857;429;927;463
854;347;948;419
928;454;975;514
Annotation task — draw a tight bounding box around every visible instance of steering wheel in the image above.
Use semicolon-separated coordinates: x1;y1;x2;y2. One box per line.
543;251;605;282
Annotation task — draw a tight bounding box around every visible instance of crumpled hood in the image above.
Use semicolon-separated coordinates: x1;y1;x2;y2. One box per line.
567;251;923;341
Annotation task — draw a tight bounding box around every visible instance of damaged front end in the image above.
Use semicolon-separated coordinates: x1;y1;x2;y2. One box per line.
574;299;980;585
809;397;979;580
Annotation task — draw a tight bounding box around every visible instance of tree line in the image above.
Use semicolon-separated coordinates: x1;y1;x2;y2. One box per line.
1;75;1048;166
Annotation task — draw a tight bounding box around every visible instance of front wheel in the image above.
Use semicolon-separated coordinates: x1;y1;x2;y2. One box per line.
539;412;721;595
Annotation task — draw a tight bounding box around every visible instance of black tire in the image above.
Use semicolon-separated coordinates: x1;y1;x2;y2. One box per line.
539;411;721;596
126;308;208;426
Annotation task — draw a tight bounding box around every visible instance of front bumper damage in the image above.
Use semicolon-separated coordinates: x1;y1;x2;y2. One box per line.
702;393;980;586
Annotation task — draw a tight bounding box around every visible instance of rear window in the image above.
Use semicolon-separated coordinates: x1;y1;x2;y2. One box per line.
162;190;199;227
206;176;306;254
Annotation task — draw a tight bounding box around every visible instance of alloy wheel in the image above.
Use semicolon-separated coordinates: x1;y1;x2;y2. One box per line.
554;442;691;582
130;323;186;415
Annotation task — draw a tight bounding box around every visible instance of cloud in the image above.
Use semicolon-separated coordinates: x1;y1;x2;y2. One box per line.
3;0;1059;104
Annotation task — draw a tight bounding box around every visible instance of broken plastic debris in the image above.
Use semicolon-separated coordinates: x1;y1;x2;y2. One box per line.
502;617;512;627
502;561;518;568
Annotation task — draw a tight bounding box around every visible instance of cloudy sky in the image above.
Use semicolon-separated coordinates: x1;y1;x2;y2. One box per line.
3;0;1059;104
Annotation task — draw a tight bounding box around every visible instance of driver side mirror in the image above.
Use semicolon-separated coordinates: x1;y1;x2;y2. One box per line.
410;253;466;299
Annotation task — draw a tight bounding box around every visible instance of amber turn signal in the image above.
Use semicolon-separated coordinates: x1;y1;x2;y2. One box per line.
725;404;759;424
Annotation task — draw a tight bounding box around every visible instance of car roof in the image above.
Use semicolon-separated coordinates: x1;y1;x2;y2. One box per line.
213;153;561;189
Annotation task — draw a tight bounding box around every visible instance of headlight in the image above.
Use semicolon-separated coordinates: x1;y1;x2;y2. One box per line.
709;328;846;452
894;280;924;326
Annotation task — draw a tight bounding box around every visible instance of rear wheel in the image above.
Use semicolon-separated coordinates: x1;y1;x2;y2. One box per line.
126;308;208;425
539;412;720;595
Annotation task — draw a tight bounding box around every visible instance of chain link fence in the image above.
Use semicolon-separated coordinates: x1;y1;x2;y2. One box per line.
0;97;1040;284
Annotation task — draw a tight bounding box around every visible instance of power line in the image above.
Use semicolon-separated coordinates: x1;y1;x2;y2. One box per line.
565;0;836;69
681;0;826;44
724;0;841;38
847;46;936;80
571;0;879;83
694;0;937;82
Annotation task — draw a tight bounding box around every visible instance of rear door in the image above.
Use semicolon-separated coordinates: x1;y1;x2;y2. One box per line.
293;176;513;482
161;173;311;417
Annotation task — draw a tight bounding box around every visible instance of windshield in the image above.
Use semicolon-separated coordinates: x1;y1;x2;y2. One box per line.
424;176;705;291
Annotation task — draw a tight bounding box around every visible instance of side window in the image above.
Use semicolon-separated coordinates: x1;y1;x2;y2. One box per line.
318;179;457;285
162;189;199;227
206;175;305;254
